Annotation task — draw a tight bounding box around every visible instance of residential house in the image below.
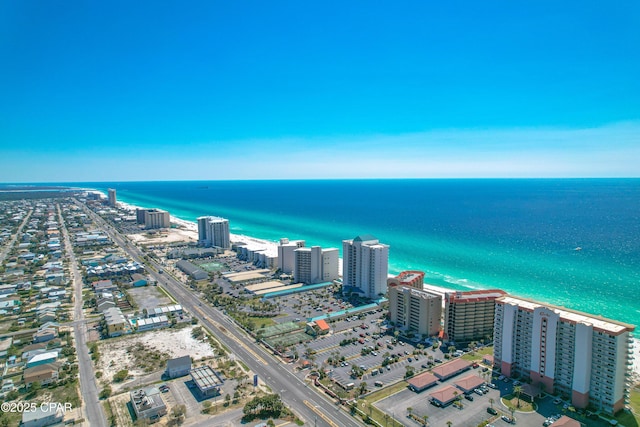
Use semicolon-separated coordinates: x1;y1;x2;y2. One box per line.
26;351;58;368
23;363;61;386
104;307;127;337
21;406;64;427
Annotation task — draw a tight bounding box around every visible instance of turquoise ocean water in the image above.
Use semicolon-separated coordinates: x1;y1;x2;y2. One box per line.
77;179;639;328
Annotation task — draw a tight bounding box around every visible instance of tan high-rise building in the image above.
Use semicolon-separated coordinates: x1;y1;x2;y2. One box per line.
387;270;425;289
388;281;442;337
107;188;117;207
443;289;506;345
143;209;170;229
494;296;635;414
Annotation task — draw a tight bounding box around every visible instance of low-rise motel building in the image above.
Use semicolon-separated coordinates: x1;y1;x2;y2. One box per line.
493;295;635;414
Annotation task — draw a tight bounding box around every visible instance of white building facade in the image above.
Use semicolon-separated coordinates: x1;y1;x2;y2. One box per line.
493;296;635;414
293;246;339;284
342;234;389;299
277;238;306;273
197;216;230;249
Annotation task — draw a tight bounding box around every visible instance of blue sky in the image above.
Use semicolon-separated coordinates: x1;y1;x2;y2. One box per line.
1;1;639;182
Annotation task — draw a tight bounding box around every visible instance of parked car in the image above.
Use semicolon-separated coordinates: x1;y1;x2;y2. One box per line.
487;407;498;415
464;394;474;401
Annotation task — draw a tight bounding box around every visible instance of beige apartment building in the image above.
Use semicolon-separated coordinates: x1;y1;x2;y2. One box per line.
388;280;441;337
443;289;507;345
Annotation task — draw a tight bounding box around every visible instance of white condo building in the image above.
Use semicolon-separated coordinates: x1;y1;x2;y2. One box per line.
293;246;339;285
342;234;389;299
494;296;635;414
277;238;306;274
197;216;230;249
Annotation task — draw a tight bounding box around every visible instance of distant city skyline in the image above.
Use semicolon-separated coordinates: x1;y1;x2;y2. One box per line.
1;1;638;182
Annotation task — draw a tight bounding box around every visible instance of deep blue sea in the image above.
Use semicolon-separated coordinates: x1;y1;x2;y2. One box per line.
75;179;639;328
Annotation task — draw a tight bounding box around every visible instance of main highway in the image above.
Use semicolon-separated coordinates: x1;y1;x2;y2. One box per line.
79;200;363;427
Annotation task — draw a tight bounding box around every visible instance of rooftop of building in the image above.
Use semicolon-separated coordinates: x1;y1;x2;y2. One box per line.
130;386;166;412
396;270;425;283
431;358;472;379
191;366;224;391
392;285;441;300
429;385;459;404
496;295;635;334
407;371;438;389
454;374;485;391
315;319;330;331
353;234;377;242
446;289;507;302
166;355;191;370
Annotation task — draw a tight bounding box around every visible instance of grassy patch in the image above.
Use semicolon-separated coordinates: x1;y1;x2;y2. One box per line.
356;400;404;427
616;386;640;426
363;381;408;402
245;315;282;330
461;346;493;361
501;395;535;413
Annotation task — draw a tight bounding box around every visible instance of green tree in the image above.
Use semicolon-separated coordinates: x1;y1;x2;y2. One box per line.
99;386;112;399
358;382;368;396
489;397;495;409
113;369;129;383
513;385;523;408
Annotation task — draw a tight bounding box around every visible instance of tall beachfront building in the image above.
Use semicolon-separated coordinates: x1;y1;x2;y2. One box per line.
197;216;230;249
143;209;170;229
388;272;441;337
443;289;507;345
107;188;117;207
387;270;425;290
293;246;339;285
342;234;389;299
277;238;306;274
494;296;635;414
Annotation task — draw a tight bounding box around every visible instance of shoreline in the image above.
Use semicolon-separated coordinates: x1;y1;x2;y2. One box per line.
91;190;640;381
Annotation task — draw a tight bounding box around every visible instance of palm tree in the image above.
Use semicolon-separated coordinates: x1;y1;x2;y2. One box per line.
489;397;495;409
422;414;428;426
509;406;516;420
446;421;452;427
358;382;368;396
513;385;523;408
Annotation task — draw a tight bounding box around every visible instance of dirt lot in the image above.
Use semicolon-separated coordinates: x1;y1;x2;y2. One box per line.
97;327;216;382
127;228;196;245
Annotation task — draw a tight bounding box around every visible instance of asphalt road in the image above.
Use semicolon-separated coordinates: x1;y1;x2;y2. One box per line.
80;201;364;427
58;204;108;427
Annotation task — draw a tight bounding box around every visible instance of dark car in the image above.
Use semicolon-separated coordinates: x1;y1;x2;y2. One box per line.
464;394;474;401
487;407;498;415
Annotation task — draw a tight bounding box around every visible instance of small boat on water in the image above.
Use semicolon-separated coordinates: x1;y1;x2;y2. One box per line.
574;247;582;251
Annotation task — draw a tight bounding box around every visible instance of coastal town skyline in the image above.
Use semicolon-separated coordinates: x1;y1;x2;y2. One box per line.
2;1;639;182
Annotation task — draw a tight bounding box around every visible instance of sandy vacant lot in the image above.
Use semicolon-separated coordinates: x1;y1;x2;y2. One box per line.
127;228;197;244
98;326;215;381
